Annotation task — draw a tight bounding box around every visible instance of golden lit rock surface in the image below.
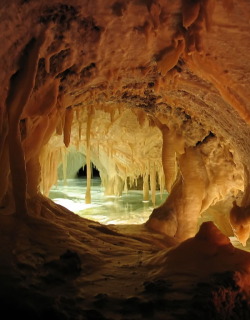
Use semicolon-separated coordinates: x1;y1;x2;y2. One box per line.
0;0;250;318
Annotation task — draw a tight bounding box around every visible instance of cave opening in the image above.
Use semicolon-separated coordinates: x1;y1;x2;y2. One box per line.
49;152;168;225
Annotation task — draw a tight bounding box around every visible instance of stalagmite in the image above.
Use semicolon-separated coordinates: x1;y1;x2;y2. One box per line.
147;144;209;240
161;125;177;193
176;146;208;239
146;175;180;237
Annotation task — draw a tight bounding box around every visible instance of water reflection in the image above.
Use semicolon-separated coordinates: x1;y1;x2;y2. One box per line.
49;178;168;225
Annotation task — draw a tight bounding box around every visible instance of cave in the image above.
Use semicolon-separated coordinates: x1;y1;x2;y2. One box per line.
1;0;250;319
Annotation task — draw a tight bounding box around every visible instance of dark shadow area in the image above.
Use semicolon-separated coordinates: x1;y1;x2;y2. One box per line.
77;164;100;178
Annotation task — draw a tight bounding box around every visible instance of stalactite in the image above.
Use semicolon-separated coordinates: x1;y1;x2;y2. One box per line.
63;106;74;148
134;177;138;188
150;164;156;206
56;108;64;135
136;109;146;127
110;108;115;123
182;0;201;29
124;176;128;193
143;173;149;201
157;39;185;76
75;109;81;150
85;107;93;204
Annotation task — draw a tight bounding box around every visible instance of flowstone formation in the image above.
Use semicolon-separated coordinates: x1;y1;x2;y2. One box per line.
0;0;250;318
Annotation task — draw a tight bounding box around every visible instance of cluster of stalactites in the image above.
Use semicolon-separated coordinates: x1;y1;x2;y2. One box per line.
38;104;168;205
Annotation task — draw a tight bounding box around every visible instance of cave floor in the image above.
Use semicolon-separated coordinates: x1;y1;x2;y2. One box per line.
0;197;182;320
0;196;250;319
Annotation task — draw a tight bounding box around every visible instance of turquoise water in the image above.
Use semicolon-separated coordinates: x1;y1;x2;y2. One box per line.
49;178;167;225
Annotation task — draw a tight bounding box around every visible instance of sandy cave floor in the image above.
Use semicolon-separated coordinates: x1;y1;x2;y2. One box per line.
0;196;250;320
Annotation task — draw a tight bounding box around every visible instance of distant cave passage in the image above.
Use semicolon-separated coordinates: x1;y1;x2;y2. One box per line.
77;165;100;178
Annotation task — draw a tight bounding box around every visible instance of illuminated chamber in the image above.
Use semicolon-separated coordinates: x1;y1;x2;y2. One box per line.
49;177;168;225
